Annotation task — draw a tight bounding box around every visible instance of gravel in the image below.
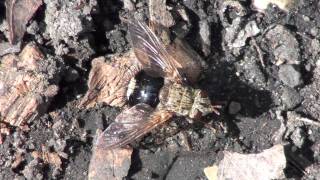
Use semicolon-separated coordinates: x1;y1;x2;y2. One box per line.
279;65;303;88
280;86;303;110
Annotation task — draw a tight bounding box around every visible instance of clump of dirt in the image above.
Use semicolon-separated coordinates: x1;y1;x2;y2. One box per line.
0;0;320;179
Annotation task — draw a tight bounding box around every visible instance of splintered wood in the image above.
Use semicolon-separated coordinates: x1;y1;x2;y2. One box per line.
79;50;141;108
0;44;60;126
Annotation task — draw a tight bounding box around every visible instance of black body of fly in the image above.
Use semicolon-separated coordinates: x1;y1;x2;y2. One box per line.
128;71;164;108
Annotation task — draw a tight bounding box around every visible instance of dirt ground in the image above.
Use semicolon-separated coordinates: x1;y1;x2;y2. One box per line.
1;0;320;179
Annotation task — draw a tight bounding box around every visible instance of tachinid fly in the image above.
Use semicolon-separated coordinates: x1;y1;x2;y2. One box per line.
80;17;220;150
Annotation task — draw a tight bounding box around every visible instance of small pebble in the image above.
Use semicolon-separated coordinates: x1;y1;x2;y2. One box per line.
278;65;303;88
310;27;318;37
290;127;306;148
228;101;241;115
65;68;79;83
199;20;211;55
22;159;44;180
280;86;302;110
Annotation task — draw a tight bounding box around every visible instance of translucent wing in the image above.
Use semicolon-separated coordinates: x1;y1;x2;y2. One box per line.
96;103;173;149
79;51;141;108
128;18;188;84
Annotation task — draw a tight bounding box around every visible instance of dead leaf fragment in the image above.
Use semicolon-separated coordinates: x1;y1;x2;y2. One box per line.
5;0;43;44
0;43;61;126
204;144;286;180
88;146;133;180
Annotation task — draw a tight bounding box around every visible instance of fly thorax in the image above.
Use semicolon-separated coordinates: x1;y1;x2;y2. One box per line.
127;72;164;108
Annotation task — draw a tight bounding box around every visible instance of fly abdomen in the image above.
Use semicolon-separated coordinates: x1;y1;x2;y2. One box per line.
158;83;213;119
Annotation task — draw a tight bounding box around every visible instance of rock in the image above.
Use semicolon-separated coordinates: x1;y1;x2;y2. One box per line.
123;0;135;11
290;127;306;148
105;28;129;53
165;152;216;180
280;86;303;110
131;150;178;179
44;0;96;43
279;65;303;88
88;147;132;180
310;27;318;37
65;68;79;83
311;141;320;161
204;145;286;180
199;20;211;56
231;21;260;48
265;25;300;65
310;39;320;57
228;101;241;115
252;0;296;12
149;0;175;28
236;50;267;88
22;159;44;180
303;163;320;180
43;0;97;60
54;139;67;152
224;19;260;55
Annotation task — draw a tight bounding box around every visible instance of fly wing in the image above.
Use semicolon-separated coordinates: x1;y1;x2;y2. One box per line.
96;103;173;149
79;51;142;108
128;18;187;84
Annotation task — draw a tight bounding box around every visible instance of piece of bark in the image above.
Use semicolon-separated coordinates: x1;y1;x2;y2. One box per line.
88;130;133;180
5;0;43;44
0;43;61;126
79;50;142;108
204;144;286;180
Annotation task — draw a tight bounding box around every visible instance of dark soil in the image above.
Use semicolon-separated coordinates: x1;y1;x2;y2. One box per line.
1;0;320;179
